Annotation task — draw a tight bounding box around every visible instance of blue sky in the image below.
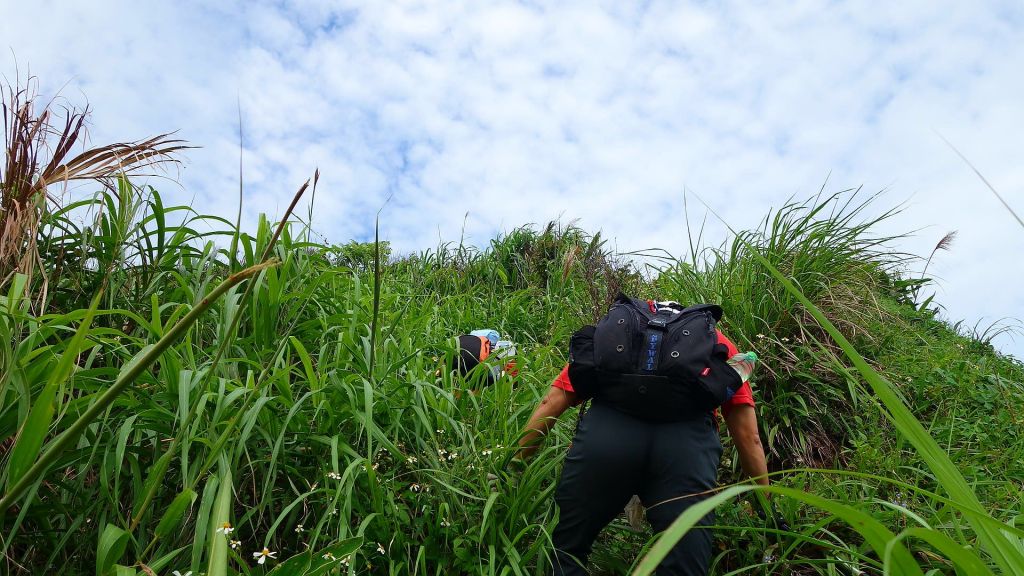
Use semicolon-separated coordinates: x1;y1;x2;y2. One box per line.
3;0;1023;358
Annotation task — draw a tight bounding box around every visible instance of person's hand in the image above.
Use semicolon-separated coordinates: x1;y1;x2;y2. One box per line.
503;358;520;377
487;456;527;490
508;456;528;474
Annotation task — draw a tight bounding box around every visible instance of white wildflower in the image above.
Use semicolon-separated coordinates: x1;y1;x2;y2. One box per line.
326;471;342;480
406;456;418;464
172;571;192;576
229;539;241;550
410;483;422;492
481;449;492;456
215;521;234;535
295;524;304;533
441;519;451;527
323;552;337;561
376;542;386;555
253;547;277;565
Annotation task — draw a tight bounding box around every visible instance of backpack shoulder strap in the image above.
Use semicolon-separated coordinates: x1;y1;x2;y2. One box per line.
610;293;656;320
677;303;724;321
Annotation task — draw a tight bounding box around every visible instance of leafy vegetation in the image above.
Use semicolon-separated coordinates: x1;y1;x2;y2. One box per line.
1;89;1022;575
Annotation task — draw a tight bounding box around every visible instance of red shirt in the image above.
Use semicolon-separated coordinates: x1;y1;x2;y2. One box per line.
551;330;755;418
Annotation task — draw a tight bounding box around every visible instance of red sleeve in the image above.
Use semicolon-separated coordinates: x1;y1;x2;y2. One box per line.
716;330;741;357
716;331;756;417
552;364;574;393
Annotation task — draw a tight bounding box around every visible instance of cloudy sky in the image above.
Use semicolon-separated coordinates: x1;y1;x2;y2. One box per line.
3;1;1022;358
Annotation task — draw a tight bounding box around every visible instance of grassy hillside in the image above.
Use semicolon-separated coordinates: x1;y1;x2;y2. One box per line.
1;175;1022;575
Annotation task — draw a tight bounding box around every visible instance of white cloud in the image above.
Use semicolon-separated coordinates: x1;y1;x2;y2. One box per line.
2;0;1022;357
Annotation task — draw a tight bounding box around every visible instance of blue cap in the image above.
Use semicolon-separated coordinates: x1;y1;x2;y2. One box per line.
470;329;500;347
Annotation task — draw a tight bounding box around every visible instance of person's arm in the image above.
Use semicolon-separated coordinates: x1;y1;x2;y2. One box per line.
724;404;769;485
518;386;576;459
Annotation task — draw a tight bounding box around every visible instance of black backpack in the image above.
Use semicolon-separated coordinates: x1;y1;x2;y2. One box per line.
568;294;741;421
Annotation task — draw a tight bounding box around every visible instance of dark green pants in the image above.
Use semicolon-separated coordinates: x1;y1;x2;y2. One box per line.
552;402;722;575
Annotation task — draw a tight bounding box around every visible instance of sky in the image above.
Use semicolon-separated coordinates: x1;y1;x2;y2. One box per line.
2;0;1022;359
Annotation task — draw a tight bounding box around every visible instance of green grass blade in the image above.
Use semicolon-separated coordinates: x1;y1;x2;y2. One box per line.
886;527;996;576
205;466;233;576
154;488;196;540
96;523;130;576
633;485;923;576
5;290;102;492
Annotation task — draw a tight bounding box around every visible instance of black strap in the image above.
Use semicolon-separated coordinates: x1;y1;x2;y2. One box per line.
595;373;674;401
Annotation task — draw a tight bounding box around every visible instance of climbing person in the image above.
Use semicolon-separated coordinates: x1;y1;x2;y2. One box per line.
518;295;770;576
452;329;517;389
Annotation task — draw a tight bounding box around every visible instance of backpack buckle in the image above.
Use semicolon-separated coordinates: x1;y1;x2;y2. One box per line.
647;318;668;330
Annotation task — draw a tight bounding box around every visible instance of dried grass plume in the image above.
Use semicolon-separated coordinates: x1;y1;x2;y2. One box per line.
1;75;190;285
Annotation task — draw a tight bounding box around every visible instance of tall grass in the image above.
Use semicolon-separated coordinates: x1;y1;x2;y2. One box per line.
2;154;1022;575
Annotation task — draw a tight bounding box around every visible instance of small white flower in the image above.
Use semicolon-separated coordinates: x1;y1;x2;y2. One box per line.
323;552;337;561
447;452;458;461
330;508;339;515
781;336;790;342
481;449;492;456
372;462;380;471
340;555;351;567
437;448;447;457
295;524;304;533
440;519;451;527
215;522;234;535
406;456;418;464
172;571;192;576
253;547;277;565
436;428;445;434
229;539;241;550
410;483;421;492
326;471;342;480
756;333;766;339
376;542;386;555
